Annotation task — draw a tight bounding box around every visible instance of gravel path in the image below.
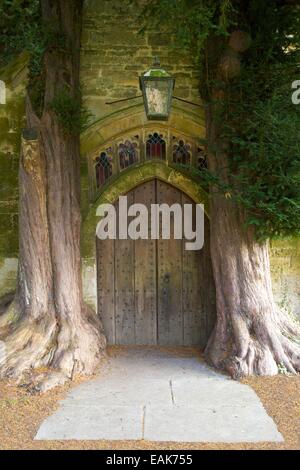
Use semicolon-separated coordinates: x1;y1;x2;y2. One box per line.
0;347;299;449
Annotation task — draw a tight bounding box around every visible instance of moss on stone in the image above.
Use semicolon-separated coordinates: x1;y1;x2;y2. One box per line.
0;257;18;298
0;58;26;258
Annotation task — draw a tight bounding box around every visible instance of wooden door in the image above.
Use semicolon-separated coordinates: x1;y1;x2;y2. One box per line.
97;179;215;347
156;181;183;345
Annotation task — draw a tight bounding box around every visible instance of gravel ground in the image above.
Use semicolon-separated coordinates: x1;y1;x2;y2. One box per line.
0;354;299;450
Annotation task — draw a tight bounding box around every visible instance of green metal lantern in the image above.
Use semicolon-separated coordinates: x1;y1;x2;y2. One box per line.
140;58;175;121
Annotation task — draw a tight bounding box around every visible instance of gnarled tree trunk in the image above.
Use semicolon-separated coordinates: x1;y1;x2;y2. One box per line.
204;50;300;378
0;0;106;391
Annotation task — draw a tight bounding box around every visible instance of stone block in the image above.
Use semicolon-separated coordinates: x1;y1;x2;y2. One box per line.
82;259;97;311
35;405;143;441
0;257;18;296
144;403;283;443
148;33;173;47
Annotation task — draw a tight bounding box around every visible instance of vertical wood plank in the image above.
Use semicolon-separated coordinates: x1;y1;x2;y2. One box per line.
202;218;217;342
157;180;183;345
182;194;206;347
114;191;135;344
96;237;115;344
182;206;216;348
134;181;157;344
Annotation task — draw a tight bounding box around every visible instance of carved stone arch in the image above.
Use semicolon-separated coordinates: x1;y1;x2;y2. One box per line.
82;161;209;259
81;104;205;156
84;123;207;202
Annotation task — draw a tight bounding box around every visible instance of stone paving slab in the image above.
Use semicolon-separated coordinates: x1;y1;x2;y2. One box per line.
144;404;283;443
35;348;284;443
36;405;144;441
62;378;173;406
108;356;222;380
171;377;258;407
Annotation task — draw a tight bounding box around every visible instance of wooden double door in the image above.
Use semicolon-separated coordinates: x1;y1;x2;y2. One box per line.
97;179;215;347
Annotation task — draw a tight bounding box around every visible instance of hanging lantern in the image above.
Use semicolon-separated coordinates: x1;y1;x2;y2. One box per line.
139;57;175;121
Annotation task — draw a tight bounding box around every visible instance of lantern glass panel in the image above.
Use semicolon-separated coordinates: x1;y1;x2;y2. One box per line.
144;79;173;117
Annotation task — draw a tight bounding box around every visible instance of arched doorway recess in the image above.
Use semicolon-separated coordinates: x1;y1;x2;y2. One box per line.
96;179;216;347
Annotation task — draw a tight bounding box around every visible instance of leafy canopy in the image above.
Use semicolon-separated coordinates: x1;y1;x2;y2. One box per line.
0;0;42;75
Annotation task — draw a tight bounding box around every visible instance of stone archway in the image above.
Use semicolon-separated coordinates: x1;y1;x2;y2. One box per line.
82;161;209;259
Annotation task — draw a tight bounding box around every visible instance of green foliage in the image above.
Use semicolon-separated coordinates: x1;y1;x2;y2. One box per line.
0;0;45;116
0;0;43;75
277;362;290;375
0;1;73;117
0;1;72;71
142;0;300;241
49;87;93;135
137;0;231;72
221;69;300;240
218;1;300;240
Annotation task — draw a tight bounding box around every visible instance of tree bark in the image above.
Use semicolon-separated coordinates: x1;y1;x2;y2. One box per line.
204;48;300;378
0;0;106;390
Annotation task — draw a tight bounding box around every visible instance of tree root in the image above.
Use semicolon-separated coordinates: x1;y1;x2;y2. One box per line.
23;370;70;394
205;309;300;379
0;317;57;381
0;303;106;391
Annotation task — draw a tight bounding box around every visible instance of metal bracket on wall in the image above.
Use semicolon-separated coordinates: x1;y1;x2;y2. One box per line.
105;95;205;108
105;95;143;105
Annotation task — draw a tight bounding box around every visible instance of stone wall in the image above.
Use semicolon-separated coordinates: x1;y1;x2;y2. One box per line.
80;0;201;125
270;239;300;317
0;55;26;297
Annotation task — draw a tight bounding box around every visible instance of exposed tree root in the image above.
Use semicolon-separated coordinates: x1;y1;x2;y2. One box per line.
50;306;107;378
205;307;300;379
0;302;106;391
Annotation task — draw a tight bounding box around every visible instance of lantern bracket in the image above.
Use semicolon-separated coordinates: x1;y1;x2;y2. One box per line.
106;95;204;108
105;57;205;112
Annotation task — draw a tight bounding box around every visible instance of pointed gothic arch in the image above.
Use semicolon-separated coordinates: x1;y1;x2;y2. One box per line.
82;161;209;258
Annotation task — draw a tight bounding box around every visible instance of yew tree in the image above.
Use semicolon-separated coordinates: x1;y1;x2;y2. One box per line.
143;0;300;377
0;0;105;390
